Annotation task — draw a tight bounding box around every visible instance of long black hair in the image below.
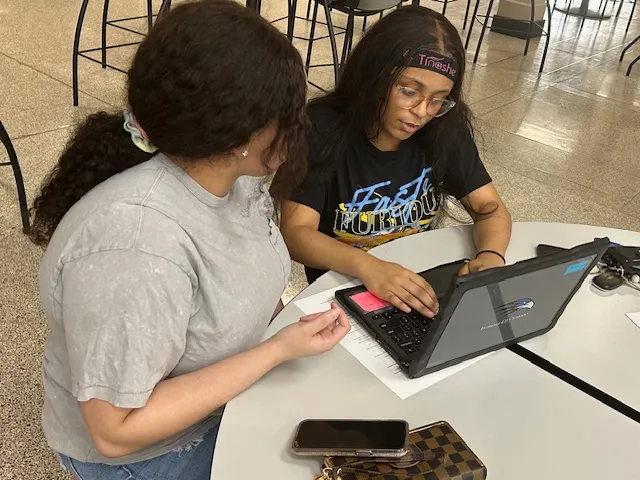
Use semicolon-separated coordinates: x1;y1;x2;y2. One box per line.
29;0;307;246
310;6;473;204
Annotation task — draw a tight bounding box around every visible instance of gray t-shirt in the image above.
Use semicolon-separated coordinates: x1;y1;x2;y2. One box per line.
39;154;291;465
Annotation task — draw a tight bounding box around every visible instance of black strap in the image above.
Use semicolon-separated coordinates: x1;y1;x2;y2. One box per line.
508;344;640;424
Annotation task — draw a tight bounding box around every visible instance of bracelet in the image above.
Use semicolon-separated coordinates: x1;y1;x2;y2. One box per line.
476;250;506;264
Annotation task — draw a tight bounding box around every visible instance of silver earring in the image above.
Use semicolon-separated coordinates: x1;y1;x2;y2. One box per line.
241;150;249;157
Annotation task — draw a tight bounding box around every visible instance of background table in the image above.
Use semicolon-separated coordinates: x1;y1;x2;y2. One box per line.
506;223;640;412
211;222;640;479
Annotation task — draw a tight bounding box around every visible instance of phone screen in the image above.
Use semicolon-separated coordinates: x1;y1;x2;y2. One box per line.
293;420;407;451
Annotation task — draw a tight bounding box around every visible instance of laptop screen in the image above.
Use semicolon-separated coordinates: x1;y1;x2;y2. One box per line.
425;254;597;369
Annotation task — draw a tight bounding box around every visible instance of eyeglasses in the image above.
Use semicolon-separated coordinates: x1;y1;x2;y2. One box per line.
395;84;456;117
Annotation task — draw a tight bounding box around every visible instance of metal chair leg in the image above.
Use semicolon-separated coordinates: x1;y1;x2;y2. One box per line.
463;0;473;29
465;0;482;48
72;0;91;106
305;0;319;74
321;0;341;85
599;0;609;19
341;14;354;68
597;0;605;14
524;0;535;56
626;0;637;34
621;33;640;61
362;16;367;31
147;0;153;30
615;0;624;17
287;0;298;41
306;0;312;19
473;0;495;63
627;53;640;75
159;0;172;17
0;121;30;233
540;0;553;72
442;0;448;16
101;0;110;68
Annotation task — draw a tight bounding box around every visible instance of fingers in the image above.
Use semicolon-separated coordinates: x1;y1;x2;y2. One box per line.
458;261;471;276
407;274;438;308
301;302;342;322
327;308;351;341
304;307;341;332
300;312;324;322
393;287;437;318
386;293;412;314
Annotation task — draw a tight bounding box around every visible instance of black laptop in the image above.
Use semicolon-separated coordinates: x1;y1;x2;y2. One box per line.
335;237;609;379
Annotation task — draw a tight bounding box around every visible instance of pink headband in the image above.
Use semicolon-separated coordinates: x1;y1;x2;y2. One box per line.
401;48;459;82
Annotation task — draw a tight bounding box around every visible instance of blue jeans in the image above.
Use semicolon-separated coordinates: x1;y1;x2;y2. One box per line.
58;424;219;480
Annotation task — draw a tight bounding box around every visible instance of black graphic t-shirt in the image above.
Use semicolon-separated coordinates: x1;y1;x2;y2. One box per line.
294;104;492;283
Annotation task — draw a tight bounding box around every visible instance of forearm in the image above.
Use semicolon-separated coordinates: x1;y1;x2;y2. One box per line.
284;226;373;278
472;207;512;257
90;339;284;457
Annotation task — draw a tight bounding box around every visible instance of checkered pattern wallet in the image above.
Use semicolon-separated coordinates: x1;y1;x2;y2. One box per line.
320;421;487;480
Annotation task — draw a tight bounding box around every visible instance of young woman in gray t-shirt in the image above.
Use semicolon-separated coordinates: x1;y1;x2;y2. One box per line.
27;2;350;479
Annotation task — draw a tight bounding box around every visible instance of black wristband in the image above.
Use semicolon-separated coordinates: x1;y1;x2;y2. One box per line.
476;250;506;264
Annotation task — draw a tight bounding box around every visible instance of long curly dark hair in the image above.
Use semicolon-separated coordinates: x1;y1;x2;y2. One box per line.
309;6;474;205
29;0;307;246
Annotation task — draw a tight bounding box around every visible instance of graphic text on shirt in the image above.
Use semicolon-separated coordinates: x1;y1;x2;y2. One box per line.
333;167;439;250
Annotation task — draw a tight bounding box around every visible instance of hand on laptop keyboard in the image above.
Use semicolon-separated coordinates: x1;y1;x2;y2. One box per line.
359;257;439;318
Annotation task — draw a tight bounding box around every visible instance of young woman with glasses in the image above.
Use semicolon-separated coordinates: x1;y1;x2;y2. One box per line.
278;6;512;319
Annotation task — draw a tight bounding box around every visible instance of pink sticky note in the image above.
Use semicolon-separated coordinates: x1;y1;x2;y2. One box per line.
350;291;390;313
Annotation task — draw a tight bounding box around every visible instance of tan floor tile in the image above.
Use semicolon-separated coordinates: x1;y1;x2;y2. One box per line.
479;85;640;152
0;128;72;230
0;55;111;138
622;192;640;218
476;122;640;207
555;60;640;106
466;69;554;112
486;162;640;231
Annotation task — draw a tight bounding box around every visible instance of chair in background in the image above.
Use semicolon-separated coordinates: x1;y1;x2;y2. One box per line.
280;0;345;44
0;121;29;233
304;0;402;89
620;33;640;75
601;0;637;34
72;0;172;106
464;0;553;73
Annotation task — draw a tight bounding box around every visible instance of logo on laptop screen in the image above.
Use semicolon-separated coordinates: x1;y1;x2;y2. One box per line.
495;298;535;317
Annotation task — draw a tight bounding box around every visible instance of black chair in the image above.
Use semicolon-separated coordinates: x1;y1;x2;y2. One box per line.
620;33;640;76
72;0;172;106
464;0;553;73
596;0;636;32
280;0;346;44
304;0;402;89
0;121;29;233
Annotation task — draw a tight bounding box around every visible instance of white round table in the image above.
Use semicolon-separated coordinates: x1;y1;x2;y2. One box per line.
210;222;640;480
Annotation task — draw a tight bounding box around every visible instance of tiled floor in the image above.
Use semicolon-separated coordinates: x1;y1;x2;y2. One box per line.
1;0;639;478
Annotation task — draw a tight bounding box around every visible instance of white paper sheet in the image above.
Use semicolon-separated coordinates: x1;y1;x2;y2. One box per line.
294;282;492;400
626;312;640;329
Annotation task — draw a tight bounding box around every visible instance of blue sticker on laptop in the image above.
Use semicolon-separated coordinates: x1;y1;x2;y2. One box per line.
564;260;590;275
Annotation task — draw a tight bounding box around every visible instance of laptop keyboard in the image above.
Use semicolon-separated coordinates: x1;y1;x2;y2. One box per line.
372;309;436;355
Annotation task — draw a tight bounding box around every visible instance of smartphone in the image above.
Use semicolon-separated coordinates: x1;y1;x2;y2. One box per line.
291;419;409;458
